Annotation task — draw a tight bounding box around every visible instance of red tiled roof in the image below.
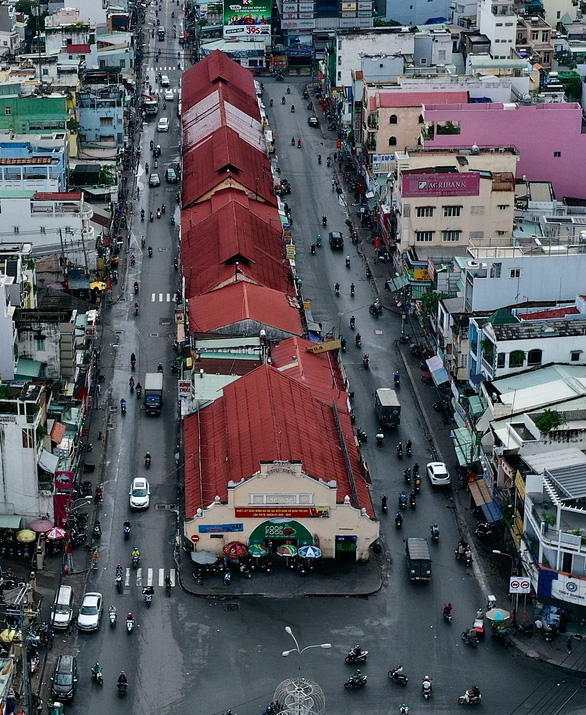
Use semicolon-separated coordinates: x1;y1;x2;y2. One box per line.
188;281;302;336
369;91;469;111
65;44;90;53
182;194;291;298
182;126;275;207
182;49;256;111
271;337;349;412
33;192;82;201
518;307;580;320
184;365;373;517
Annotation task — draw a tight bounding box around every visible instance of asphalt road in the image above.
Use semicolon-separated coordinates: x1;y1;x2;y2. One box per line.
64;34;586;715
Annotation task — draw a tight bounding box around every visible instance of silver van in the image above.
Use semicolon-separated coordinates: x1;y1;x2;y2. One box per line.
51;585;74;629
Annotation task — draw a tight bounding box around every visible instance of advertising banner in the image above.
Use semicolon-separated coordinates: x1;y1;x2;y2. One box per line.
235;506;329;518
224;0;272;37
403;172;480;198
539;567;586;606
281;18;315;28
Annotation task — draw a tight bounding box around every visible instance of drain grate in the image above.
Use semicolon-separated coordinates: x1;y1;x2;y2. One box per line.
160;319;172;326
149;333;158;338
225;603;240;611
155;503;176;510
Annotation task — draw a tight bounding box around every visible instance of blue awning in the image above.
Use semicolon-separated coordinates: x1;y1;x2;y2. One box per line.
481;501;503;524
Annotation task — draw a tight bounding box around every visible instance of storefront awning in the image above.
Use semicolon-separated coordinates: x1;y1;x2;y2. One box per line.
426;355;449;386
0;515;24;530
469;479;503;523
451;427;474;466
386;275;409;292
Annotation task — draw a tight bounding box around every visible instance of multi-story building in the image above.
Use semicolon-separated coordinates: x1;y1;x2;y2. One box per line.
477;0;517;59
0;192;94;262
382;0;451;26
77;88;124;158
277;0;374;44
516;15;553;67
0;5;20;59
0;133;69;192
361;90;468;160
333;28;415;89
457;238;586;313
392;147;516;250
0;89;71;135
422;101;586;201
44;8;96;56
469;300;586;384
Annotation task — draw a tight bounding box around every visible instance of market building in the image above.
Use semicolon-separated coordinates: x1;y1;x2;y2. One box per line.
183;364;378;562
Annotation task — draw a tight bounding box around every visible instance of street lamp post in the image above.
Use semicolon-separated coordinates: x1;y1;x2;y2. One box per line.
277;626;330;715
492;549;518;623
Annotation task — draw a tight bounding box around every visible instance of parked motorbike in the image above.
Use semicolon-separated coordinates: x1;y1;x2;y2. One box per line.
356;428;368;444
474;521;493;539
381;496;388;512
388;665;408;685
461;630;479;647
93;521;102;539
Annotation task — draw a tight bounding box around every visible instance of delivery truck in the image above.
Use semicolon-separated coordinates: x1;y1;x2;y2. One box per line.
144;373;163;416
375;387;401;427
405;537;432;581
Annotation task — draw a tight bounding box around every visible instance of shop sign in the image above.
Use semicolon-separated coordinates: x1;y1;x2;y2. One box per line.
281;18;315;28
372;154;394;174
403;172;480;198
178;380;191;397
299;2;314;10
539;568;586;605
198;523;244;533
341;1;356;9
283;2;298;9
235;507;329;518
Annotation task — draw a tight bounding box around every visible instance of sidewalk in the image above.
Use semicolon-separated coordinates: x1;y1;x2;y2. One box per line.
180;549;383;599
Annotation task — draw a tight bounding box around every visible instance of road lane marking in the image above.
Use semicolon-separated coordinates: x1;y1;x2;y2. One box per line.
147;568;153;586
170;569;176;587
158;568;164;587
136;567;142;587
125;568;131;587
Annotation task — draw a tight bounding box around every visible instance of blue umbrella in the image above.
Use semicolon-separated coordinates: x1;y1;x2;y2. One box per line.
298;545;322;559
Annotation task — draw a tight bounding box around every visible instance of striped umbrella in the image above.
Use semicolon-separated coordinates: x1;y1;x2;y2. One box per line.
248;544;268;558
298;545;322;559
277;544;298;557
45;527;66;540
222;541;248;558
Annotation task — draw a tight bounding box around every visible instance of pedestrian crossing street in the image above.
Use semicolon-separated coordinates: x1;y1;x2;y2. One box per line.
151;292;175;302
125;567;176;588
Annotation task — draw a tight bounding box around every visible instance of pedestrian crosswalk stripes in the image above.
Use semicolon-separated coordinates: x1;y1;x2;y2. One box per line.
124;567;175;588
150;293;173;303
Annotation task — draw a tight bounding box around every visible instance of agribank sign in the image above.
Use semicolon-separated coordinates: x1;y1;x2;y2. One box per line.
403;172;479;198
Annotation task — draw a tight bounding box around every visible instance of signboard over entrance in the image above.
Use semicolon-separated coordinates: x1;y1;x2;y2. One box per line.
235;507;329;518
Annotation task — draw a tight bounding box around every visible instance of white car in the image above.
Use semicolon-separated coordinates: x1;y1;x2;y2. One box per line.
164;89;174;101
426;462;451;487
77;592;102;631
129;477;150;510
157;117;169;132
160;75;170;87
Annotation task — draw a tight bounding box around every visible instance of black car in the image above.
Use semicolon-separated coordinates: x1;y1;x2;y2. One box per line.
51;655;78;701
329;231;344;249
308;116;319;128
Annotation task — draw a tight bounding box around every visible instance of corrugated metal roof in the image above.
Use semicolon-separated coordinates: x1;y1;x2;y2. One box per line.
34;192;82;201
182;126;275;207
548;463;586;500
184;364;373;517
182;193;291;297
188;280;302;336
182;49;257;111
271;336;349;412
183;93;265;154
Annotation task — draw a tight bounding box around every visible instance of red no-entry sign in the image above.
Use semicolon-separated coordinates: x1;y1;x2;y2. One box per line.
190;534;199;543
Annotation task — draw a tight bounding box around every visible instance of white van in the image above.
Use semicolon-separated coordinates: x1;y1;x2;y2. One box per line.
51;585;74;629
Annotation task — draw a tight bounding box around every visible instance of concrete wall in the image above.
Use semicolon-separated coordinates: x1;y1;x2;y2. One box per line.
384;0;450;26
336;30;415;88
465;253;586;312
423;102;586;201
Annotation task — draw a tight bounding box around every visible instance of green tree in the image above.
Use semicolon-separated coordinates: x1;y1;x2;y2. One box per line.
535;409;565;433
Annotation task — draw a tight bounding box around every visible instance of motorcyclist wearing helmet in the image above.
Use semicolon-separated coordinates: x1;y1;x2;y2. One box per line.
115;563;123;577
92;662;101;676
131;546;140;559
353;644;362;658
443;603;452;616
118;670;127;686
126;612;134;622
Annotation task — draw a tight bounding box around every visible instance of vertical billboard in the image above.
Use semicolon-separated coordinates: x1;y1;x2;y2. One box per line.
224;0;272;37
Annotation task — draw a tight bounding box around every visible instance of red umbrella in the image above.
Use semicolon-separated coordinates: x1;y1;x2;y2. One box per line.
29;519;53;533
222;541;248;558
45;527;66;540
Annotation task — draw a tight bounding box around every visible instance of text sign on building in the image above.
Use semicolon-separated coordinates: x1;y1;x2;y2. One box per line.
372;153;394;174
178;380;191;397
402;172;480;198
235;506;329;518
281;18;316;28
341;1;357;9
283;1;298;9
198;523;244;533
298;2;314;10
223;0;272;37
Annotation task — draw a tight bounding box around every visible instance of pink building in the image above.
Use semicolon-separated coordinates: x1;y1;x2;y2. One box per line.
423;102;586;200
